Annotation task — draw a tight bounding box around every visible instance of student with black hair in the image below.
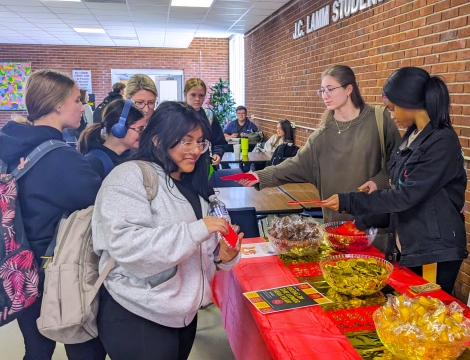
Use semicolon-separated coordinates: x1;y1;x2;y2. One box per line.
78;99;146;179
92;101;241;360
321;67;467;295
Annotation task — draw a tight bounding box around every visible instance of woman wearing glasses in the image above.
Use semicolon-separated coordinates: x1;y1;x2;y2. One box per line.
78;99;146;179
92;101;241;360
126;73;158;122
238;65;401;244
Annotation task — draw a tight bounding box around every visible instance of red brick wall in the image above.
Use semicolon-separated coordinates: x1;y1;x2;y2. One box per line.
246;0;470;301
0;37;228;125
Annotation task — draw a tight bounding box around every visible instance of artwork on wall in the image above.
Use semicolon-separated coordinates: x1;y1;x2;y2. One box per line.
0;62;31;110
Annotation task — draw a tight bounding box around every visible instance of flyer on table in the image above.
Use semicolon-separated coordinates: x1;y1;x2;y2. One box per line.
244;283;332;314
241;242;279;258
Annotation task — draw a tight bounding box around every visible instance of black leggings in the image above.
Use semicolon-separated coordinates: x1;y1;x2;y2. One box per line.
97;287;197;360
408;259;463;295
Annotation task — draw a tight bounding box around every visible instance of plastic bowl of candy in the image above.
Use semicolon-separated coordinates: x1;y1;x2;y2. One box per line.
322;221;378;252
320;254;393;296
373;294;470;360
267;216;322;257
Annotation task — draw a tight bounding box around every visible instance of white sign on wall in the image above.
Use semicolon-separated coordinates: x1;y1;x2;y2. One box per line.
293;0;384;40
72;70;92;94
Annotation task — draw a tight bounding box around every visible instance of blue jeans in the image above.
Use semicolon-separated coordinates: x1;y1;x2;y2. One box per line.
16;296;106;360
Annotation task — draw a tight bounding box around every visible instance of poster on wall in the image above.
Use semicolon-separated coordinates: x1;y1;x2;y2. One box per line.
72;70;92;94
0;62;31;111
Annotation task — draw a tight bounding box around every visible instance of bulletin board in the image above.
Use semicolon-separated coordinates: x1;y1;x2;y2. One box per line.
0;62;31;110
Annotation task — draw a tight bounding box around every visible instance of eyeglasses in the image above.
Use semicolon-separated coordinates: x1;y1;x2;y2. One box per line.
133;100;156;109
180;140;210;154
316;85;344;96
128;126;146;134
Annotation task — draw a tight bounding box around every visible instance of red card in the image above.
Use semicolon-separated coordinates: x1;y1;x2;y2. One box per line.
220;173;257;181
222;223;238;248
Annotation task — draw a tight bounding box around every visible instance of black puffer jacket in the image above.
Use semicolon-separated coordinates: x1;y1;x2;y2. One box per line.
340;123;467;267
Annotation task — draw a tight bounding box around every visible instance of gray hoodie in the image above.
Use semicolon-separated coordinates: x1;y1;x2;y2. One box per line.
92;162;239;327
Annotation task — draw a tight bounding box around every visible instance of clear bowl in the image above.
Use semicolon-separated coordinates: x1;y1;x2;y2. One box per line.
322;221;377;252
320;254;393;296
266;233;322;258
374;309;470;360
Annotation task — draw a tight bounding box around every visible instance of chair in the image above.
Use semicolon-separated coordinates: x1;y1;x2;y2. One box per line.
208;168;243;188
228;207;260;238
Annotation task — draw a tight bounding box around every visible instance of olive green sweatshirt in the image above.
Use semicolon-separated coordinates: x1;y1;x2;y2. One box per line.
255;105;401;223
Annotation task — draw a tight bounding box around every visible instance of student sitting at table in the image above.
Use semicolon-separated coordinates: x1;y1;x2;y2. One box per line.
319;67;467;295
223;106;259;141
263;119;294;152
92;101;241;360
235;64;401;253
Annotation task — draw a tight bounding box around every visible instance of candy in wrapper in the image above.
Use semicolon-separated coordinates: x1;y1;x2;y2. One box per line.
409;283;441;294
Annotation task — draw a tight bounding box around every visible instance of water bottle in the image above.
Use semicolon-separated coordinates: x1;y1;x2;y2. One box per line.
208;195;238;248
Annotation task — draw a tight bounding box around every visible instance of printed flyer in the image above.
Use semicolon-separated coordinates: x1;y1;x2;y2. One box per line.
240;242;279;258
244;283;332;314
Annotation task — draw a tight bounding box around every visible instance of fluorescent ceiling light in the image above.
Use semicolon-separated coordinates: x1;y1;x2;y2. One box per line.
74;28;106;33
171;0;213;7
40;0;81;2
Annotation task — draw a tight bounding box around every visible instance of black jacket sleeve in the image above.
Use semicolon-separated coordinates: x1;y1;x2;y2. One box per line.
355;214;390;231
211;114;227;158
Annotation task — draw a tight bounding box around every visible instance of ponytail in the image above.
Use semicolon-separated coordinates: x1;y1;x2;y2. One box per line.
425;76;452;129
77;124;103;154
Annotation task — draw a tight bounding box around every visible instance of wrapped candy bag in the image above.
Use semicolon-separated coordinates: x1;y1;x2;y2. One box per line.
374;294;470;360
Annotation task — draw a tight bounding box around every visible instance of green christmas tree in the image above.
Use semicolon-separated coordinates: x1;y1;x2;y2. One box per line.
208;78;236;127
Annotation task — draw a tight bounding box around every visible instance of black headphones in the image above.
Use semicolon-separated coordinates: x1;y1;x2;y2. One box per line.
111;99;133;138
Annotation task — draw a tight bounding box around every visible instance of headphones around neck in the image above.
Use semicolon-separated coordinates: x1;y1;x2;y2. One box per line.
111;99;133;138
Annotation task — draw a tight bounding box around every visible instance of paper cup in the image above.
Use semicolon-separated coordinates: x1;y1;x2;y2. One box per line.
233;144;241;160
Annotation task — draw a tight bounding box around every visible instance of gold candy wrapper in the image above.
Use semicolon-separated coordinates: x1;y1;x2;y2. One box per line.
409;283;441;294
374;294;470;360
320;254;393;297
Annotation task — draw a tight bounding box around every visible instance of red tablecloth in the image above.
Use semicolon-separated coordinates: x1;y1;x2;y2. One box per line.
212;237;464;360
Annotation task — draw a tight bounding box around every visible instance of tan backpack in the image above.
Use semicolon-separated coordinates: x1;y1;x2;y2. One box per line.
37;161;158;344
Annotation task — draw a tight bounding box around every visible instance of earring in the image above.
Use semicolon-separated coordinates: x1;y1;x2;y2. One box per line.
57;108;61;114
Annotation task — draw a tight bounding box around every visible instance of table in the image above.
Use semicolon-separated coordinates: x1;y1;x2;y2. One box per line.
221;151;273;165
212;237;468;360
215;186;303;215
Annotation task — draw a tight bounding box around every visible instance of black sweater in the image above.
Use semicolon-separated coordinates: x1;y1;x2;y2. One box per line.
197;108;227;158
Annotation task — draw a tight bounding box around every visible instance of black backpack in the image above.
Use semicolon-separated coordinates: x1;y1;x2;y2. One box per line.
270;143;299;166
93;98;111;124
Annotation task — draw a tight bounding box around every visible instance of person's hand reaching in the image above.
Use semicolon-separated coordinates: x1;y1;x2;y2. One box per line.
319;194;339;211
235;172;259;187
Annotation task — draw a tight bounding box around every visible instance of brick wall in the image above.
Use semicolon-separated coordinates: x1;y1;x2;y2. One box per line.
245;0;470;302
0;37;228;125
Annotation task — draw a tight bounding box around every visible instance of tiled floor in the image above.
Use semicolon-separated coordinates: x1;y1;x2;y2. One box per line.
0;304;234;360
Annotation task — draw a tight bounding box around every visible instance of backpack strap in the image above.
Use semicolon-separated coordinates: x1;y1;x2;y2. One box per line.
93;160;159;289
204;108;214;125
375;106;386;168
131;160;159;202
10;140;68;181
85;149;115;177
0;159;7;175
